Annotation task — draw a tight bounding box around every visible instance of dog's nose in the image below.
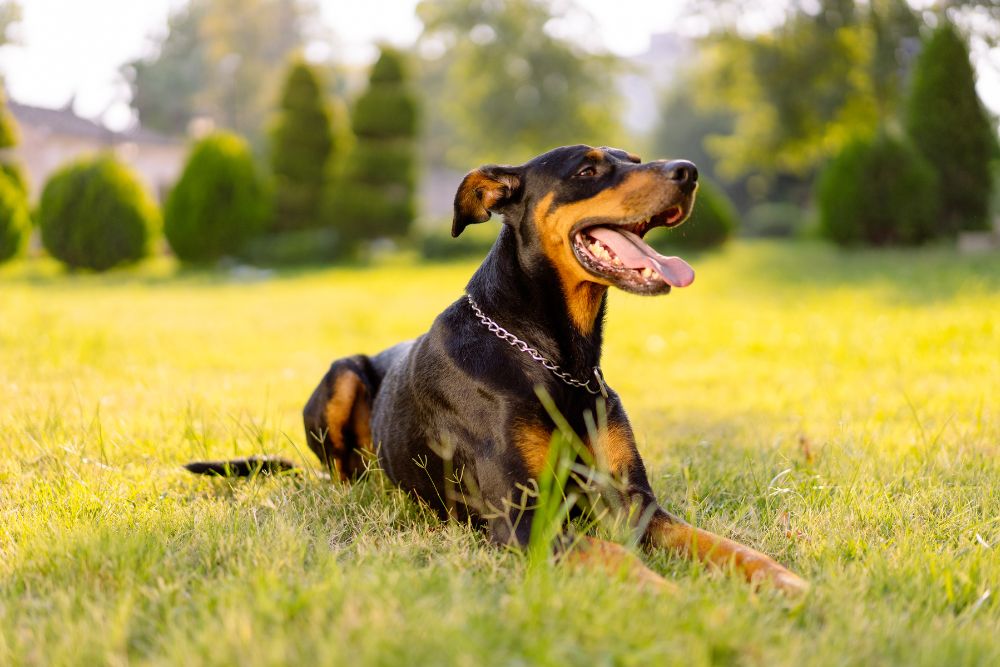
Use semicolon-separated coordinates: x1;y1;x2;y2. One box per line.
663;160;698;192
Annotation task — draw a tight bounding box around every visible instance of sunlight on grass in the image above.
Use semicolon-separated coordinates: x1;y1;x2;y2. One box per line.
1;240;997;665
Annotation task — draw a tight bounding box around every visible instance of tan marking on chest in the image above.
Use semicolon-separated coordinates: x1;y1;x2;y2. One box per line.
533;192;605;334
513;421;554;478
592;422;637;477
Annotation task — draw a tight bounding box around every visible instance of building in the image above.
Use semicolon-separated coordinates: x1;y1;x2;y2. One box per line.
9;99;185;202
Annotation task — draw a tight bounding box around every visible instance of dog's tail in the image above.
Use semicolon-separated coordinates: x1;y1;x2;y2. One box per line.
183;456;299;477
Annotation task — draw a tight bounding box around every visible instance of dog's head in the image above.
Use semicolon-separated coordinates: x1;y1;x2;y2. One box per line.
453;145;698;302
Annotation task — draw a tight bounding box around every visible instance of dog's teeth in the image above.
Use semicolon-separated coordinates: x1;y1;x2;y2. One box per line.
641;267;653;278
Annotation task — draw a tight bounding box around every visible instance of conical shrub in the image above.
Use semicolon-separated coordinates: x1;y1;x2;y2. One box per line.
269;59;343;232
906;21;997;234
326;47;419;250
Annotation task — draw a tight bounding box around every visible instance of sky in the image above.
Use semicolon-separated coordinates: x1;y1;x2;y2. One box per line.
2;0;999;131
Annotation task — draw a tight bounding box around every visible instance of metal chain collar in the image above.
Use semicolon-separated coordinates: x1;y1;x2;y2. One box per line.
465;294;609;398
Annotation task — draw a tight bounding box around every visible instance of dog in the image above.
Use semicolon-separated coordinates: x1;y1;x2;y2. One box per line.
186;145;807;594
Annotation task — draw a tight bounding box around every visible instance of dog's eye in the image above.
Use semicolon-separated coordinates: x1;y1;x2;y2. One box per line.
575;166;597;179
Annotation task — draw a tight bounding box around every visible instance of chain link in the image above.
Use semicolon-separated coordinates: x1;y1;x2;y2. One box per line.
465;294;608;397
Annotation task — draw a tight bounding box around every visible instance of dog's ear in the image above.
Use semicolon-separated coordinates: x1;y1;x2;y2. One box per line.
452;165;522;237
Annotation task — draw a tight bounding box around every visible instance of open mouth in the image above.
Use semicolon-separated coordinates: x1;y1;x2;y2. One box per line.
571;205;695;295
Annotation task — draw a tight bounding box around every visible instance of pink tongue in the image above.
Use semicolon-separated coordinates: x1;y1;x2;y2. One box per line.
587;227;695;288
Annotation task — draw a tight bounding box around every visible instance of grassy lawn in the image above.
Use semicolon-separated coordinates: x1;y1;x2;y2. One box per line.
1;240;998;666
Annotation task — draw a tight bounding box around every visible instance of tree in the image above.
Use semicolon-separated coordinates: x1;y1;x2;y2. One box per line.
416;0;623;166
650;80;761;211
326;47;419;247
123;3;207;136
123;0;314;141
688;0;923;180
269;58;344;232
906;21;997;234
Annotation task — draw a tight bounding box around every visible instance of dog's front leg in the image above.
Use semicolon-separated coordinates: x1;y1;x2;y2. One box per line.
557;535;675;592
480;487;674;592
642;504;809;594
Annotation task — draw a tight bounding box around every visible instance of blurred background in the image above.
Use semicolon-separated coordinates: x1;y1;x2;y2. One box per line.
0;0;999;269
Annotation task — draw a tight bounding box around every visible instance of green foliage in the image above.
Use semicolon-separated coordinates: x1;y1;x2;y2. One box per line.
693;0;924;179
327;47;418;246
0;171;30;263
818;130;938;246
659;179;738;249
0;89;28;197
165;132;270;263
0;162;28;196
37;155;159;271
906;21;997;234
743;202;806;238
651;83;732;188
269;59;340;232
992;161;1000;221
124;0;313;140
0;102;17;148
122;3;206;136
352;87;418;138
416;0;623;166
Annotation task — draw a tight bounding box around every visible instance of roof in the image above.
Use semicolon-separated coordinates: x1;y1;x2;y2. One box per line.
9;100;181;146
9;100;114;141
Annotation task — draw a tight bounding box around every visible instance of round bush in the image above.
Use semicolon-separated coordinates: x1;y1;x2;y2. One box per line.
661;178;738;249
818;131;938;246
0;172;31;263
38;155;159;271
165;132;270;263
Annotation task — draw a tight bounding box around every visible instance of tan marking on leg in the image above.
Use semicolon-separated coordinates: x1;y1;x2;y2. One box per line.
345;381;373;477
647;513;809;594
563;536;675;593
323;372;368;481
513;422;552;478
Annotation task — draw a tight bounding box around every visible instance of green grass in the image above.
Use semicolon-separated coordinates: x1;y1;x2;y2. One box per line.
1;240;998;666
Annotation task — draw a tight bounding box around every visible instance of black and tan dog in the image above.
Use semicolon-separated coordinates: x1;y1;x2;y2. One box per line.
186;145;807;593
